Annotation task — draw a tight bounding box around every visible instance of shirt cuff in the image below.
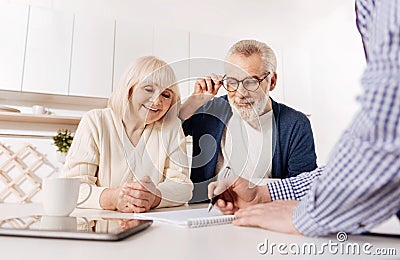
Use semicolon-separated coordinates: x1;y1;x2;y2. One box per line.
267;179;297;201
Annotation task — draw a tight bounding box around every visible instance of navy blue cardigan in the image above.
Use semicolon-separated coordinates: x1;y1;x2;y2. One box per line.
182;96;317;201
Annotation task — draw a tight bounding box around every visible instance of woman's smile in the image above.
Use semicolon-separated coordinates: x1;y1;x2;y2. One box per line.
142;104;160;112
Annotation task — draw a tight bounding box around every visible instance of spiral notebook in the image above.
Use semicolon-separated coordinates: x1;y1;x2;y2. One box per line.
134;208;236;228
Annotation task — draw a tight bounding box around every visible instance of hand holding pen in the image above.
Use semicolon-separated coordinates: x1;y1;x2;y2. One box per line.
207;166;231;212
207;172;272;215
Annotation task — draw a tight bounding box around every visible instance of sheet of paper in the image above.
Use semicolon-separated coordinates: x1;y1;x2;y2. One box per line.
134;208;231;225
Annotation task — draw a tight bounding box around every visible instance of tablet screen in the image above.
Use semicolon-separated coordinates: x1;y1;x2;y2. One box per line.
0;215;152;241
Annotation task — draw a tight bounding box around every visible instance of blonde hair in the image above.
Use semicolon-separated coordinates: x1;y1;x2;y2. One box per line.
226;40;277;73
108;56;180;123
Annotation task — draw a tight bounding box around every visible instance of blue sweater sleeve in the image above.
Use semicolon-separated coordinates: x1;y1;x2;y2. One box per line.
182;116;193;136
287;116;317;176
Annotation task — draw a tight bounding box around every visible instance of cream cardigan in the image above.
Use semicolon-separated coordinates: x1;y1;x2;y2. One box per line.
62;108;193;209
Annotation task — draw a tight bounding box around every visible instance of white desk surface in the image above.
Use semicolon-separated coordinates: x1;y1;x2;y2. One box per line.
0;203;398;260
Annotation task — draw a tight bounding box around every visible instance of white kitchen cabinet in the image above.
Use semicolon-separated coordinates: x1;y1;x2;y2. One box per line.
189;32;237;97
0;3;29;91
113;19;153;91
153;26;189;66
23;6;73;95
153;26;190;99
189;32;236;74
69;14;115;98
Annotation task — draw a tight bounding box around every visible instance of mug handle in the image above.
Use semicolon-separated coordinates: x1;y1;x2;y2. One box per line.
77;217;90;232
77;181;93;206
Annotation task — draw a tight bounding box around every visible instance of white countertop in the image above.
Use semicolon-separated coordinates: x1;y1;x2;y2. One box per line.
0;203;398;260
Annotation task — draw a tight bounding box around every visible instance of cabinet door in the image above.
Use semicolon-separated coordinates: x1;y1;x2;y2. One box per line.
23;6;73;95
0;3;29;91
69;15;115;98
189;32;237;97
113;19;153;91
153;27;190;99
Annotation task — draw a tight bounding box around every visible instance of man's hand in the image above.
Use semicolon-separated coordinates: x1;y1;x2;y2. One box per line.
233;200;302;235
193;73;223;96
208;176;271;215
179;74;224;121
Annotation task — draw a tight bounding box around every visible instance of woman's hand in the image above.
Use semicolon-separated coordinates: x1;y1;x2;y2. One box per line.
117;219;144;231
100;176;161;213
118;176;161;213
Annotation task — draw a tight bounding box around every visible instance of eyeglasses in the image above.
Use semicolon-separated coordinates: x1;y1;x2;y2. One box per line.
221;72;270;92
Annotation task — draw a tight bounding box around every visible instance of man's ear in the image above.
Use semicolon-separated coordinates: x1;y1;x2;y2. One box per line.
269;73;277;91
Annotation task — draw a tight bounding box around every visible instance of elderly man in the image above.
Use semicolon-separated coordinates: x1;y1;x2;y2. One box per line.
180;40;317;202
209;0;400;236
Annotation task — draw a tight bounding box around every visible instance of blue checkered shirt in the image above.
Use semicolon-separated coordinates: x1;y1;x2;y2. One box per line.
267;0;400;236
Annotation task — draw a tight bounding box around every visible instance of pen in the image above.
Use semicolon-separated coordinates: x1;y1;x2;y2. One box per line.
208;166;231;213
207;194;220;213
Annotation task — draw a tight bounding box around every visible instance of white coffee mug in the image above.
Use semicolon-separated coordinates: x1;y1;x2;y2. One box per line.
32;105;50;115
42;178;92;216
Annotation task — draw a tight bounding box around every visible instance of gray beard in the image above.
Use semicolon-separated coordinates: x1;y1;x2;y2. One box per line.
229;95;269;122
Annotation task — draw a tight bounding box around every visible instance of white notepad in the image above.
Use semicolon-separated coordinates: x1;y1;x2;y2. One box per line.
134;208;236;228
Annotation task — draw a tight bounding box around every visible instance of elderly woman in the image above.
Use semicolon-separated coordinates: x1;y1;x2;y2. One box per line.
63;56;193;213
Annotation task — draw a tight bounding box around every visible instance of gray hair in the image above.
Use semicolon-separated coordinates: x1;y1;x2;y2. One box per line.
226;40;277;73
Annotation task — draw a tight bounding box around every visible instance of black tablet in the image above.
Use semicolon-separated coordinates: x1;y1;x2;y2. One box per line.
0;215;152;241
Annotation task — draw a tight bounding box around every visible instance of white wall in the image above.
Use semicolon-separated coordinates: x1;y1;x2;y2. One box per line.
304;3;365;164
2;0;366;165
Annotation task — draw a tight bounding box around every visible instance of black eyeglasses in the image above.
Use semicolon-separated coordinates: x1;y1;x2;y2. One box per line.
221;72;270;92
